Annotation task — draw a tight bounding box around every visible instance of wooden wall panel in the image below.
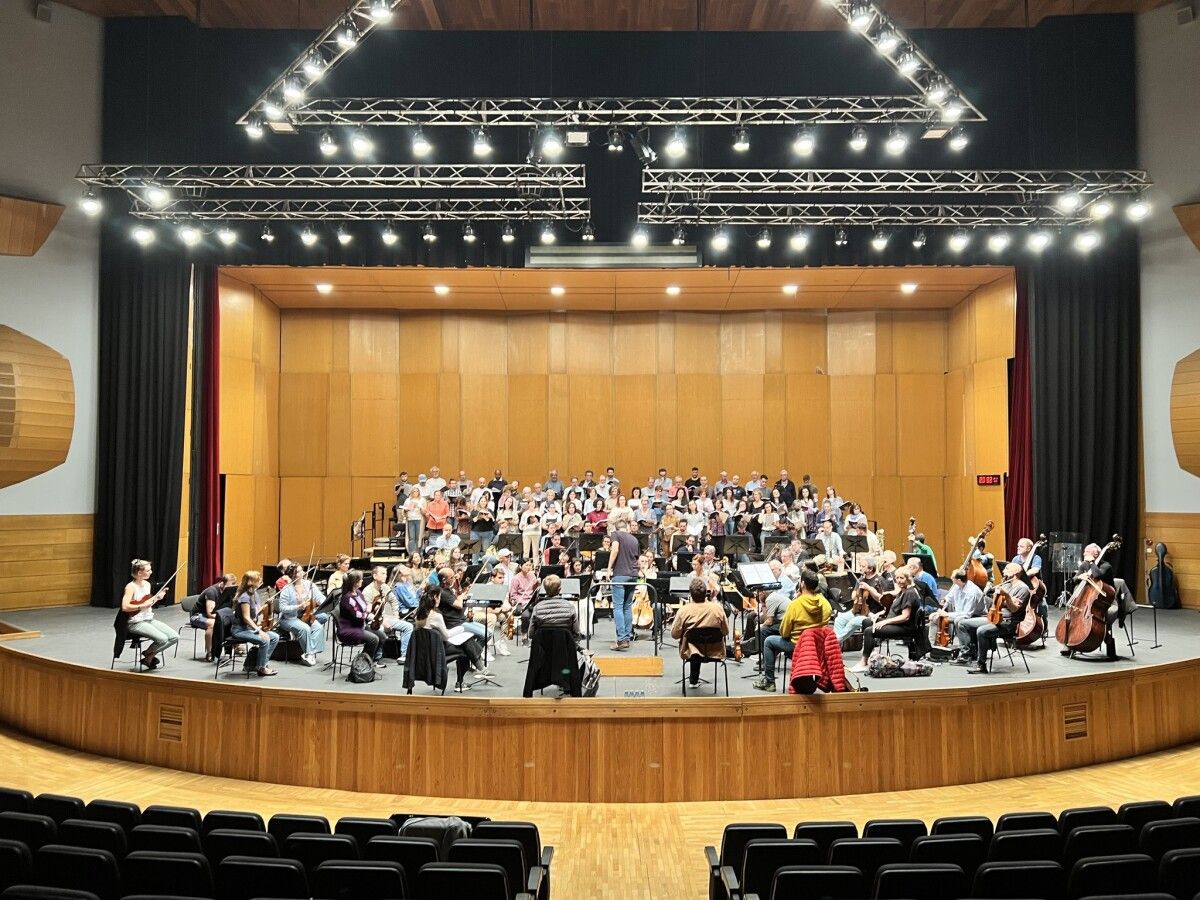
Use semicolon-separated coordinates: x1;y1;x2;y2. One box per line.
1144;512;1200;609
897;374;947;476
0;515;92;608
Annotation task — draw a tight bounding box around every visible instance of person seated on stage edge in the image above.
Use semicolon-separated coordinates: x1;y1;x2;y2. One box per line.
954;562;1032;674
908;556;940;611
415;583;487;693
232;570;278;677
507;557;540;637
930;568;986;654
276;564;327;666
337;570;386;671
752;569;832;693
190;573;236;661
325;554;351;597
851;567;923;673
529;574;581;643
363;565;413;664
121;559;179;670
671;576;731;689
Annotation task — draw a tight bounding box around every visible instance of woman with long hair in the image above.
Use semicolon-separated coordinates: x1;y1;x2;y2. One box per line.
120;559;178;670
415;581;486;693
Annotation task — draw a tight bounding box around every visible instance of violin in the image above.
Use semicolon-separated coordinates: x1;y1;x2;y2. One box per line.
1056;536;1121;654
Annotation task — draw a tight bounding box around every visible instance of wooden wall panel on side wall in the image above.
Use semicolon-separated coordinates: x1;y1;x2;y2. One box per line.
1144;512;1200;609
0;515;93;608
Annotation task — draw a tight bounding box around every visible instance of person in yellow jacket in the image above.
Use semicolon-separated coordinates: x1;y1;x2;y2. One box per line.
753;570;831;692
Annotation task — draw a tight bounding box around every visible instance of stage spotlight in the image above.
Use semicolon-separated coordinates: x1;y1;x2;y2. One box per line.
303;52;325;81
177;222;201;247
885;126;908;156
628;131;658;165
834;228;848;247
1026;229;1053;253
336;18;359;48
948;228;971;253
411;128;432;158
1073;229;1101;253
898;51;920;76
912;229;927;249
144;184;170;208
849;3;873;30
540;127;564;158
501;222;516;244
1089;196;1115;220
262;99;284;121
422;223;437;243
631;227;650;249
925;79;949;106
781;284;799;296
244;115;264;139
550;285;566;297
282;78;305;103
849;127;868;152
756;228;772;249
607;126;624;153
462;223;477;244
540;222;556;245
79;188;102;217
336;225;352;246
316;283;333;295
260;224;275;243
1127;195;1151;221
582;221;596;242
434;284;450;296
473;127;492;157
301;226;318;247
319;129;338;156
792;127;815;157
732;126;751;153
381;223;398;246
665;128;687;159
369;0;393;21
351;128;374;157
665;285;681;297
875;28;899;55
900;282;918;295
672;225;686;246
948;127;969;152
710;228;730;252
788;228;809;251
988;231;1011;253
871;229;889;251
1055;191;1083;213
942;96;965;122
217;225;237;246
131;224;155;246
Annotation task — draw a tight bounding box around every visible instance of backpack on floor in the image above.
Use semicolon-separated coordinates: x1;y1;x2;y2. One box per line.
578;650;601;698
347;650;376;684
867;650;933;678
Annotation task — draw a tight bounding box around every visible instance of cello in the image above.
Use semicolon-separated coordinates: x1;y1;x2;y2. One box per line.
1015;535;1048;646
1055;536;1122;654
962;520;995;589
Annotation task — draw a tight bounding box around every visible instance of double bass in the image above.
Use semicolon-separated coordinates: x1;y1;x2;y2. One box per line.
1015;536;1048;646
1055;536;1122;654
962;520;995;589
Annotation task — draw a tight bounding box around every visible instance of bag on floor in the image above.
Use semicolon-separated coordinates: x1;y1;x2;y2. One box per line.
578;650;600;698
347;650;376;684
867;650;933;678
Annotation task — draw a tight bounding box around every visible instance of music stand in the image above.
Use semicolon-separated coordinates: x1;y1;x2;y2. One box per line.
903;552;939;580
844;534;869;573
719;534;752;561
578;532;606;554
592;551;612;571
634;531;653;553
801;539;825;559
458;537;481;561
539;565;566;580
675;550;697;572
496;534;523;559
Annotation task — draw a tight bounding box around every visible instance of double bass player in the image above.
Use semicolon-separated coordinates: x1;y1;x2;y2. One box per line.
1060;542;1122;661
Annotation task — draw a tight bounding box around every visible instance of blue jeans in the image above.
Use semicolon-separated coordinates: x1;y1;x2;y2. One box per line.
611;576;635;642
464;621;487;642
763;634;794;678
406;519;422;553
386;618;413;656
231;626;279;670
277;617;324;655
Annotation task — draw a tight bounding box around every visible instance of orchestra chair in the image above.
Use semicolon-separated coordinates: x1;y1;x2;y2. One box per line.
311;859;407;900
404;628;449;695
211;614;253;680
679;626;729;696
1158;847;1200;900
1139;817;1200;860
1066;853;1156;900
971;859;1066;900
56;820;127;860
909;834;987;882
200;810;263;836
863;818;928;852
364;835;439;888
418;861;531;900
449;837;542;899
175;594;202;659
30;795;83;826
931;814;994;841
984;630;1030;674
128;824;201;855
1060;807;1120;834
1063;825;1139;868
1173;796;1200;819
110;634;157;673
141;805;202;832
705;824;788;900
266;814;330;845
334;817;398;847
752;864;866;900
0;788;33;815
0;839;32;893
826;837;906;887
84;799;141;834
724;838;821;900
0;812;56;852
201;828;278;866
1119;801;1176;833
0;888;100;900
791;822;858;859
328;617;365;682
874;862;968;900
997;810;1059;832
284;832;359;876
522;627;581;697
989;828;1064;863
473;822;553;899
32;845;120;900
118;850;214;898
216;855;308;900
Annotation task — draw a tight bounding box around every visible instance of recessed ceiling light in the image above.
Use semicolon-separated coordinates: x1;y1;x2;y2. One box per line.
900;282;918;294
315;283;333;294
549;285;566;297
665;285;681;297
433;284;450;296
781;284;799;296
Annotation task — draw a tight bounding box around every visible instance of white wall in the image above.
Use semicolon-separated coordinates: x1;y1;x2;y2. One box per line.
1138;6;1200;513
0;2;102;515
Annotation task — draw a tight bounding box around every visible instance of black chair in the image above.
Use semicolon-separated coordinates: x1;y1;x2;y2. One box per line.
1067;853;1156;900
202;828;278;865
364;835;439;888
119;850;214;899
32;845;120;900
31;796;84;826
826;837;906;886
0;839;32;892
874;862;968;900
1063;825;1139;868
731;839;821;900
680;626;729;695
910;833;987;881
0;889;101;900
522;627;581;697
200;810;264;835
404;628;449;695
989;828;1063;862
140;805;202;832
762;865;866;900
972;859;1066;900
0;789;33;815
450;838;539;899
129;825;201;854
931;815;994;842
311;859;407;899
473;821;553;896
334;817;398;847
1158;847;1200;900
216;855;308;900
1141;818;1200;860
84;800;140;834
705;825;787;900
417;862;515;900
56;820;127;859
285;832;359;875
177;593;204;659
1119;802;1175;834
792;821;858;858
1173;796;1200;820
267;814;330;844
1060;807;1119;834
0;813;56;851
997;811;1059;832
329;616;367;683
1074;894;1173;899
863;818;928;852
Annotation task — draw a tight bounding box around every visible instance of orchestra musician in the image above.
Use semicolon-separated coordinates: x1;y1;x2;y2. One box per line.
231;570;278;677
817;519;844;559
911;532;938;570
189;573;236;661
963;562;1031;674
363;565;413;663
1062;542;1121;661
276;565;327;666
1012;537;1047;633
121;559;179;670
338;570;386;670
508;558;540;638
326;554;352;597
908;556;940;612
415;582;487;693
930;569;986;654
851;568;923;674
671;577;730;689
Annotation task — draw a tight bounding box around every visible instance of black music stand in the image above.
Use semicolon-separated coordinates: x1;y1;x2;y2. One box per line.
844;535;869;572
459;538;481;562
801;539;825;559
674;550;697;572
539;565;566;580
578;533;606;554
762;534;790;555
634;531;653;553
496;533;524;559
719;534;752;562
466;582;507;668
592;551;611;570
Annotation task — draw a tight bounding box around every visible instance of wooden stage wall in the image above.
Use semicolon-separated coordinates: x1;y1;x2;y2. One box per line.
0;645;1197;804
1145;511;1200;609
218;271;1014;568
0;514;92;610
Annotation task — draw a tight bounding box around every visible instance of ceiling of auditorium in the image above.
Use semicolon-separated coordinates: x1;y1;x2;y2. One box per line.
59;0;1167;30
223;264;1012;311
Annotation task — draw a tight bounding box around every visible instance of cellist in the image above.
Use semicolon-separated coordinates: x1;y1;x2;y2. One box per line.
1061;543;1120;661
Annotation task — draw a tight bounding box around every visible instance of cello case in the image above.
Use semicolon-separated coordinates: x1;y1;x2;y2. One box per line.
1148;542;1180;609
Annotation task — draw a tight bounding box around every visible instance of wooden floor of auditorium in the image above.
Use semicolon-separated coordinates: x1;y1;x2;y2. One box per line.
2;726;1199;899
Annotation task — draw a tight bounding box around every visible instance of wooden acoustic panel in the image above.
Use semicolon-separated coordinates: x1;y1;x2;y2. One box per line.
1171;348;1200;477
0;196;64;258
1145;512;1200;609
0;515;93;609
1175;204;1200;254
0;327;75;489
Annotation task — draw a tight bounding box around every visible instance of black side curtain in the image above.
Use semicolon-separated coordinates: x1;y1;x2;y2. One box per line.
91;236;192;607
1026;230;1140;581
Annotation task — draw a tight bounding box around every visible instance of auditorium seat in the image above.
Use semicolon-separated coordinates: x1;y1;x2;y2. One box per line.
826;837;906;885
705;824;787;900
1141;818;1200;860
55;820;126;860
473;821;554;891
727;838;821;900
791;821;858;857
862;818;928;851
118;850;214;898
311;859;407;899
128;824;201;855
215;855;308;900
83;800;140;834
0;888;101;900
266;813;330;844
32;845;120;900
0;788;33;815
31;795;84;825
909;833;987;880
0;813;56;851
449;837;539;899
1060;807;1120;833
417;862;517;900
931;814;994;841
989;827;1063;862
997;810;1059;832
757;864;866;900
874;861;968;900
363;836;441;889
201;828;278;865
0;839;32;892
200;810;264;835
1119;802;1175;833
334;816;398;846
1172;796;1200;819
1063;825;1139;868
140;806;202;832
1067;853;1157;900
1158;847;1200;900
972;859;1066;900
284;832;359;874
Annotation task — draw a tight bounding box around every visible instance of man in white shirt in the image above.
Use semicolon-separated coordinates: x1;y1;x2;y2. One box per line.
818;520;844;559
424;465;447;497
433;523;461;551
778;548;801;585
745;470;763;494
652;467;672;492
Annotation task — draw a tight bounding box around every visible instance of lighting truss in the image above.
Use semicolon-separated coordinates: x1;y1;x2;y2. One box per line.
641;169;1151;195
128;197;592;221
637;202;1092;227
279;94;985;129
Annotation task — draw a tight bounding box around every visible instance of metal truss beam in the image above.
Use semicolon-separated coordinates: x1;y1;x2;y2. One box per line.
637;202;1091;227
131;197;591;221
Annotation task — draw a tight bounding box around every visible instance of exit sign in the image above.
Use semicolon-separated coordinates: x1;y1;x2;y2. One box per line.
977;474;1003;486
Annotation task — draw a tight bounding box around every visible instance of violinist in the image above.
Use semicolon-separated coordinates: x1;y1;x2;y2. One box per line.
364;565;413;662
851;560;891;612
121;559;178;670
851;568;922;674
338;570;386;670
276;565;327;666
432;522;461;553
232;570;278;677
190;573;236;661
930;569;985;654
326;554;351;597
1062;543;1120;661
959;562;1030;674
